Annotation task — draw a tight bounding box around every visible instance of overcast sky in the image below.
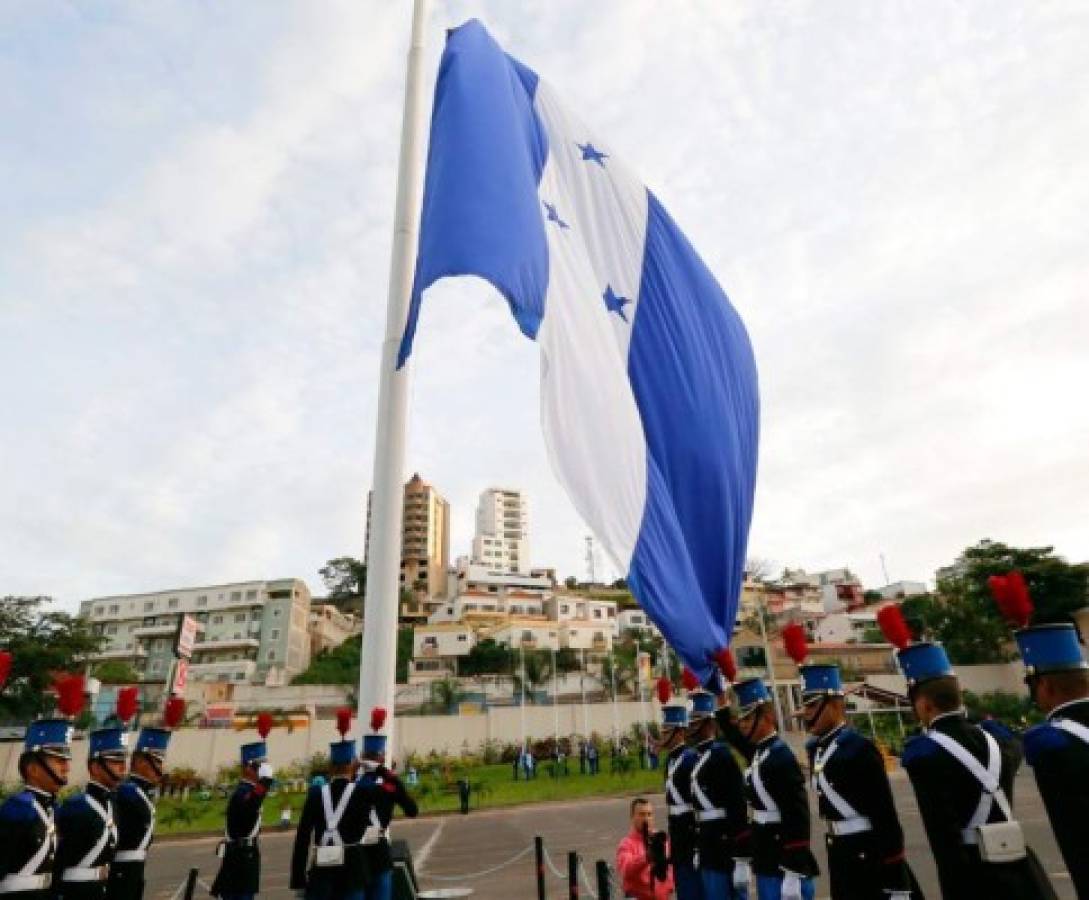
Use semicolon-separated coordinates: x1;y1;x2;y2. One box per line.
2;1;1087;612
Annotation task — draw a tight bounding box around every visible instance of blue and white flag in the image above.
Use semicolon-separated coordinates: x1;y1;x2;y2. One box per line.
399;21;759;680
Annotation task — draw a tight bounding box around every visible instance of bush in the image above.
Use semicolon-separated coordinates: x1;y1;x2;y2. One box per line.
963;690;1042;728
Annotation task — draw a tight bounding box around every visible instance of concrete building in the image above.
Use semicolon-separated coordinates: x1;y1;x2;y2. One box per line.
876;580;928;600
452;559;552;598
560;620;613;652
80;579;313;688
308;604;360;657
492;619;560;652
616;609;660;638
365;472;451;604
471;487;530;574
544;595;616;626
815;609;880;644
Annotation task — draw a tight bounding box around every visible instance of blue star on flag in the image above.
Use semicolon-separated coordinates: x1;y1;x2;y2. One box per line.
543;201;569;229
603;285;631;323
577;142;609;167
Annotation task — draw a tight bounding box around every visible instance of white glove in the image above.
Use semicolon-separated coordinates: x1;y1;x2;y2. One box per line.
257;762;274;780
732;858;751;889
781;871;803;900
888;894;911;900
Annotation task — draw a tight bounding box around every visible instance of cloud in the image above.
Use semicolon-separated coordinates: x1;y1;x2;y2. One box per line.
2;0;1087;610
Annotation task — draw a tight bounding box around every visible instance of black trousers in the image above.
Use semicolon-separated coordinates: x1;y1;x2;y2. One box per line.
106;861;146;900
825;832;924;900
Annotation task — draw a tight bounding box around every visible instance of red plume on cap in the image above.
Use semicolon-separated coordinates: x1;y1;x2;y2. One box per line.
988;571;1034;629
256;712;274;738
163;696;186;729
116;686;139;724
680;667;700;691
714;648;738;683
336;707;353;738
656;676;672;705
54;673;86;718
877;604;912;650
0;651;11;691
370;707;387;732
783;623;808;665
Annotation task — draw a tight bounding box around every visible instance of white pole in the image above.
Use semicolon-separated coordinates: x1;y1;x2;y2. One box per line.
358;0;432;757
757;599;785;731
552;647;559;748
581;649;589;737
520;644;527;749
609;649;619;747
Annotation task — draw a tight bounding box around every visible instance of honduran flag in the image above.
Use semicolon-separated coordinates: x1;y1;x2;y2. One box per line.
399;21;759;681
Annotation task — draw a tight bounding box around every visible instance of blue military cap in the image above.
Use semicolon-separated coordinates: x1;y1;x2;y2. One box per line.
896;641;954;687
799;664;844;700
25;718;73;758
329;739;357;766
241;741;268;766
1015;623;1088;675
688;691;716;720
89;725;129;759
734;677;771;716
135;727;172;758
662;703;688;730
362;734;387;756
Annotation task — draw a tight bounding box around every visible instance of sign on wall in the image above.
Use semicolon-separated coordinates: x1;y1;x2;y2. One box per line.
175;614;198;660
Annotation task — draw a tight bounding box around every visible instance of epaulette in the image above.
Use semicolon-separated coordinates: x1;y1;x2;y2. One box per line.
900;734;939;766
832;728;868;758
979;718;1017;743
0;791;40;823
1023;722;1071;767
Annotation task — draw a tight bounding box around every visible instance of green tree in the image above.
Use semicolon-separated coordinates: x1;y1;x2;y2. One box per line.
555;647;581;674
461;639;513;676
510;649;555;702
93;661;139;684
429;677;463;713
923;541;1089;664
898;594;944;641
564;576;578;590
0;596;105;721
957;540;1089;624
292;626;412;685
318;557;367;613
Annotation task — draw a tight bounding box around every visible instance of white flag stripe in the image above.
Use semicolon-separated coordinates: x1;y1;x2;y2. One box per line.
533;81;650;572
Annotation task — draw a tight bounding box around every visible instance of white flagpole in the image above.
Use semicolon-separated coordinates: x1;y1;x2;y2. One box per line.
358;0;431;757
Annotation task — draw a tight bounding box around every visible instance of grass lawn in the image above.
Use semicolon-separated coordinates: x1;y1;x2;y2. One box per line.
156;760;664;835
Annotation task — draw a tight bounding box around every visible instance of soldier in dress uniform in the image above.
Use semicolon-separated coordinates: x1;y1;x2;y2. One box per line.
355;709;417;900
989;572;1089;898
877;604;1057;900
290;709;372;900
54;718;129;900
780;625;921;900
108;695;183;900
210;728;275;900
732;677;818;900
655;679;701;900
0;686;75;900
686;688;751;900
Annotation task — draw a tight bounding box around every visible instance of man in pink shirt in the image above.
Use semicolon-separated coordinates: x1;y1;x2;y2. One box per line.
616;797;675;899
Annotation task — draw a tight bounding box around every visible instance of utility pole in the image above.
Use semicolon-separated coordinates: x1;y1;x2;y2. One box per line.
756;598;785;730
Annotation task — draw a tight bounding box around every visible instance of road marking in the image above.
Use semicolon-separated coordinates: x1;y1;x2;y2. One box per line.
414;818;446;873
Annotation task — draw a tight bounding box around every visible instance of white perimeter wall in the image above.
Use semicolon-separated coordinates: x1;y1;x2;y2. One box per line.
0;700;656;785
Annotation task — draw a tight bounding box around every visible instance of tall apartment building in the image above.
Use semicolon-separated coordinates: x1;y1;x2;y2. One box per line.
79;579;312;688
471;487;529;574
364;472;451;602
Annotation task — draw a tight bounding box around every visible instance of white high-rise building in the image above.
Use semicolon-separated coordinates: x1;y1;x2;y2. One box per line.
471;487;530;574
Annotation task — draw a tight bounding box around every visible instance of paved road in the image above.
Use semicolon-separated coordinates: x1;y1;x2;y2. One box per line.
146;770;1076;899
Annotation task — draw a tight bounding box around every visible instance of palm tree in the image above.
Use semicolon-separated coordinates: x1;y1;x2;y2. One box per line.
512;649;552;703
429;677;462;713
